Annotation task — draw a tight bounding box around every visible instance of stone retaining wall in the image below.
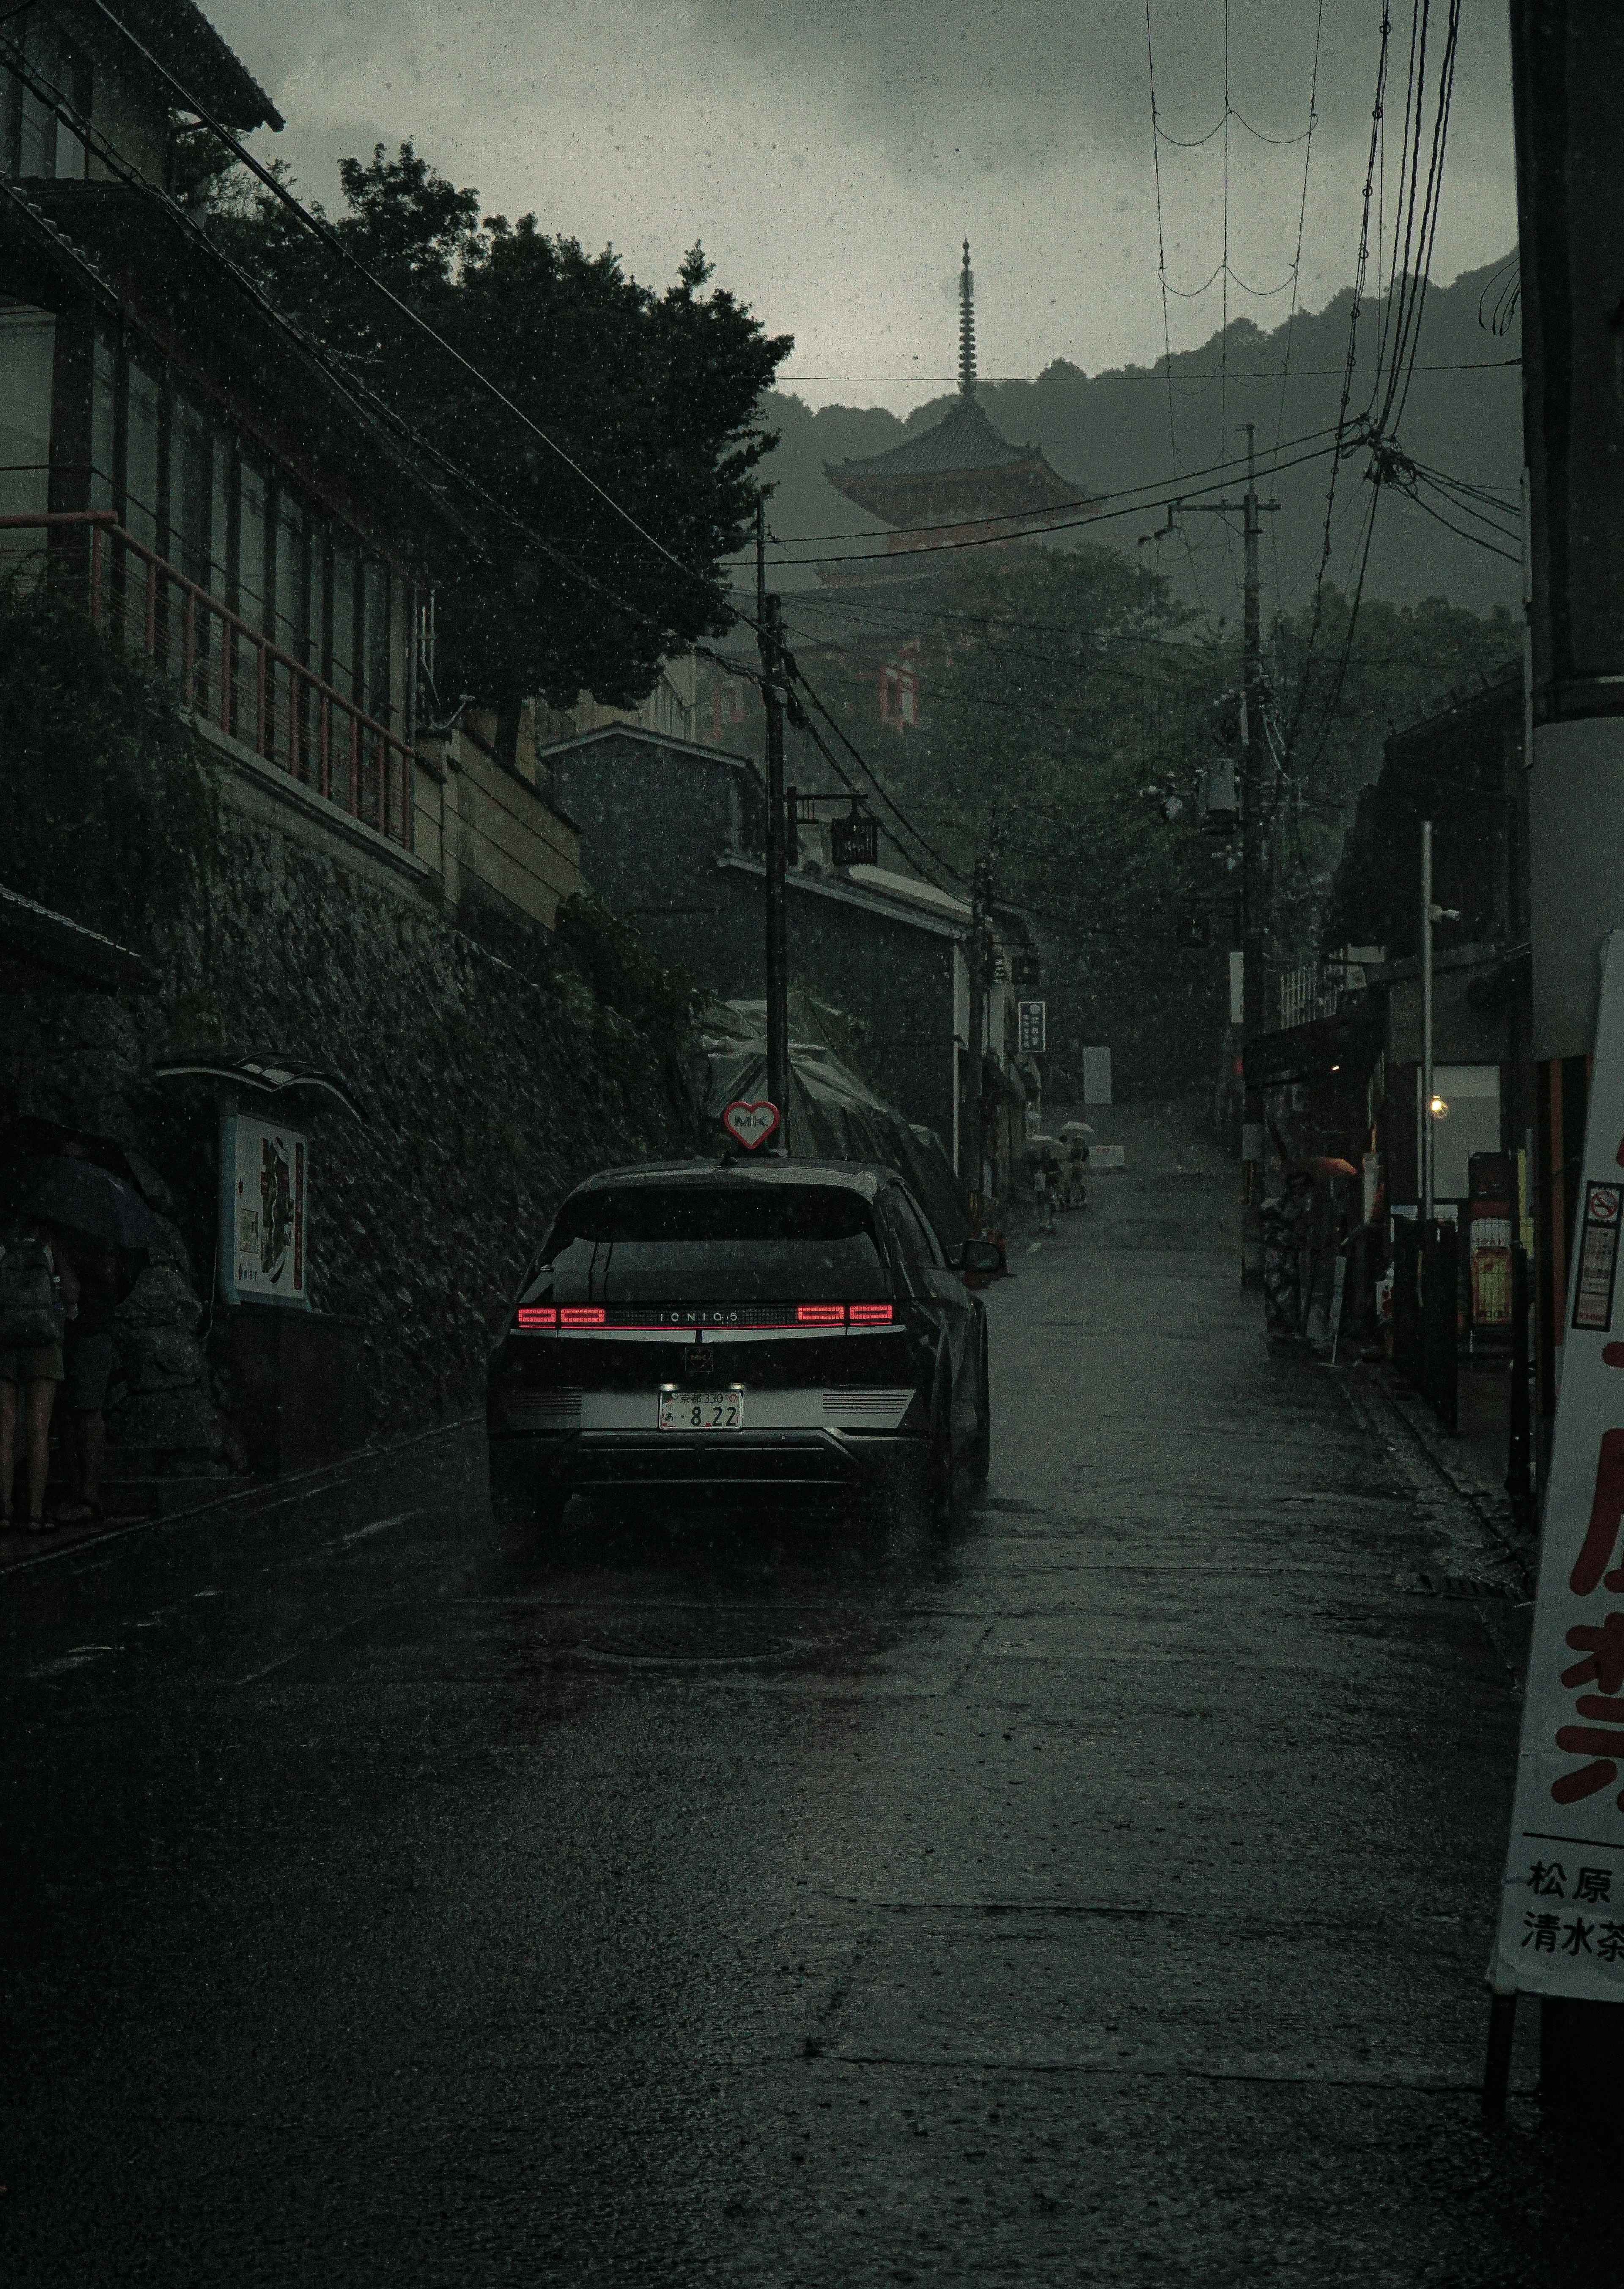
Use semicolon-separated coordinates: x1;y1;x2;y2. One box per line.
0;605;695;1470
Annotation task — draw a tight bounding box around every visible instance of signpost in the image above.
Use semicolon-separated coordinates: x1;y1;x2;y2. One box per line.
1017;999;1046;1056
217;1110;309;1308
721;1099;781;1152
1485;930;1624;2111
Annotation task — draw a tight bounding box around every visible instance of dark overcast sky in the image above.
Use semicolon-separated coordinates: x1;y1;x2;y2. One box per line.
208;0;1518;414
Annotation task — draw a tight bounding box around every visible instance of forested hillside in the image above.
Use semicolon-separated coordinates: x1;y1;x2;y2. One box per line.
756;256;1522;625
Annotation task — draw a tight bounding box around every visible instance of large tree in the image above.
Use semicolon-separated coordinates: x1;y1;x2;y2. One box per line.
200;141;790;742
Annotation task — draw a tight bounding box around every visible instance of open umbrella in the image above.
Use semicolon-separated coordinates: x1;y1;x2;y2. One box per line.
1306;1155;1360;1179
0;1154;171;1252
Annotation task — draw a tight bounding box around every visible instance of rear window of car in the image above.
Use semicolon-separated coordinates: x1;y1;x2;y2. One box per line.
526;1185;889;1304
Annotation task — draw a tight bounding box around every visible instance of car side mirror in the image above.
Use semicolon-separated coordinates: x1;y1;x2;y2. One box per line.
955;1238;1004;1277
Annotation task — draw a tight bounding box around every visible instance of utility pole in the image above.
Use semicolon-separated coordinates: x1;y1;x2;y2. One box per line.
1239;423;1267;1290
1165;438;1279;1288
756;502;790;1132
964;856;991;1217
1421;819;1435;1223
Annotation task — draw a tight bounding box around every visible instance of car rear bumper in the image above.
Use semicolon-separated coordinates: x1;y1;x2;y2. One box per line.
489;1426;927;1500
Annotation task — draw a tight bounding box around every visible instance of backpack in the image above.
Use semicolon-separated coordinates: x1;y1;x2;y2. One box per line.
0;1235;63;1349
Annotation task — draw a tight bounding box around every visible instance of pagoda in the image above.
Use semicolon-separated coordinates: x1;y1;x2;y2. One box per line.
820;242;1093;587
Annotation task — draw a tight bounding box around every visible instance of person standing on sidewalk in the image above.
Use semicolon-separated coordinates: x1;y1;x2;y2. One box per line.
0;1225;75;1531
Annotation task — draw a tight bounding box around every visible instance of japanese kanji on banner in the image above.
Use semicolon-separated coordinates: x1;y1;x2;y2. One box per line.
1490;931;1624;1999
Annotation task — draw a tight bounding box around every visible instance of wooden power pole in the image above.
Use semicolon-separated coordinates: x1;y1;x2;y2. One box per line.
756;503;790;1131
1165;434;1278;1287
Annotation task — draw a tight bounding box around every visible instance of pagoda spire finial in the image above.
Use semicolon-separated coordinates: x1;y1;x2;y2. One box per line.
958;238;976;398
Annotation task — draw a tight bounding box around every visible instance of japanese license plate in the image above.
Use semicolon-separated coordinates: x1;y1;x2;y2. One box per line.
658;1388;743;1432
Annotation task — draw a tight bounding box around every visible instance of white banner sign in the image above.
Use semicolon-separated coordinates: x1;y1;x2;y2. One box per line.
1490;930;1624;1999
223;1113;309;1308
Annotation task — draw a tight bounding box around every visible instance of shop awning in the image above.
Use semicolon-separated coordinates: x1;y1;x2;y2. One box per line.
1243;1003;1385;1089
151;1052;364;1122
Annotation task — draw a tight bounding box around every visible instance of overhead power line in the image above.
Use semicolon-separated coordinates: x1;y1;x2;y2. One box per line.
1283;1;1395;762
774;360;1518;382
737;435;1344;571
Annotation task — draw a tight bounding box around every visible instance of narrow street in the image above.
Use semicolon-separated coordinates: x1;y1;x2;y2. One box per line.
0;1105;1600;2285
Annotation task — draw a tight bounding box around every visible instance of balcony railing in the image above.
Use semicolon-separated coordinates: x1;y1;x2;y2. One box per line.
0;511;414;851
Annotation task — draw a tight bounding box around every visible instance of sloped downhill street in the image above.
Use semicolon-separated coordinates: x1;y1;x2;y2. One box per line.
0;1103;1605;2285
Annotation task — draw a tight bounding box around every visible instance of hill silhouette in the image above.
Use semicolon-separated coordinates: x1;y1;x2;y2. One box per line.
756;255;1522;626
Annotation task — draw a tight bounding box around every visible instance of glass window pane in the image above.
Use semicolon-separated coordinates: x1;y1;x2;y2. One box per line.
123;354;161;549
330;538;355;696
0;303;55;517
18;14;59;178
528;1188;890;1305
90;325;115;512
275;491;307;658
364;560;388;723
171;389;211;587
53;49;88;181
389;578;410;730
237;457;267;626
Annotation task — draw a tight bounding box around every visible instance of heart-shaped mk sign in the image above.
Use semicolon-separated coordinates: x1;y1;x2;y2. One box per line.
722;1098;781;1151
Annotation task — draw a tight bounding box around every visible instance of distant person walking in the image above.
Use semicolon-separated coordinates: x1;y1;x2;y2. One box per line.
1035;1144;1061;1235
1062;1133;1089;1212
1262;1172;1312;1344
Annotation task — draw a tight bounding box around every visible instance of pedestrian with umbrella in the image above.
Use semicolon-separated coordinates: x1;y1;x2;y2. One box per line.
0;1149;169;1528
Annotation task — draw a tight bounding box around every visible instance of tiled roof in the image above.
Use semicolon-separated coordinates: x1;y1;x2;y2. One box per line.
120;0;283;131
826;395;1074;486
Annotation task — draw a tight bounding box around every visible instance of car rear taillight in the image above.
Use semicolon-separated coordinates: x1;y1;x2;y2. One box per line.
559;1307;606;1327
515;1306;556;1329
848;1303;893;1324
797;1303;845;1325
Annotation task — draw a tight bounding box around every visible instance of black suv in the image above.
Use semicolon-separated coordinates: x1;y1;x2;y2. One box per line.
487;1159;999;1527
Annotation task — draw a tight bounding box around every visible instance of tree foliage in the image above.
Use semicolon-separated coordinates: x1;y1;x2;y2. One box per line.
206;143;790;731
779;542;1521;1092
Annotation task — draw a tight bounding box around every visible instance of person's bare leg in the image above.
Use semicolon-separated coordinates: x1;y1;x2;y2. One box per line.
25;1378;55;1522
0;1379;16;1521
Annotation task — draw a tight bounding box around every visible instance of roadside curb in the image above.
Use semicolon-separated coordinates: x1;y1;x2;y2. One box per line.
1337;1359;1535;1593
0;1412;482;1577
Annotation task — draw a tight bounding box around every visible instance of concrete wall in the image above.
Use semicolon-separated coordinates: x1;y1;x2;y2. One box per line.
417;726;580;934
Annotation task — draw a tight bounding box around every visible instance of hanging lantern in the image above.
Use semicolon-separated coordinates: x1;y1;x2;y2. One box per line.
831;796;879;870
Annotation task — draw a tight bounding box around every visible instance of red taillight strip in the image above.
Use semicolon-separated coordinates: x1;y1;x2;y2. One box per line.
797;1303;845;1324
559;1307;606;1326
515;1306;556;1328
848;1303;893;1324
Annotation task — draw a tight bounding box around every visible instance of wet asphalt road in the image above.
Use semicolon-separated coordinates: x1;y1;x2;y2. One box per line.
2;1104;1615;2285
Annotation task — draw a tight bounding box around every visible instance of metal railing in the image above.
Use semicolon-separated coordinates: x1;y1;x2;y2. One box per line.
0;511;414;850
1273;959;1334;1031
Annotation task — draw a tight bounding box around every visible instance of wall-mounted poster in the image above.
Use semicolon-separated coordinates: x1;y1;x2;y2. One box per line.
219;1113;310;1308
